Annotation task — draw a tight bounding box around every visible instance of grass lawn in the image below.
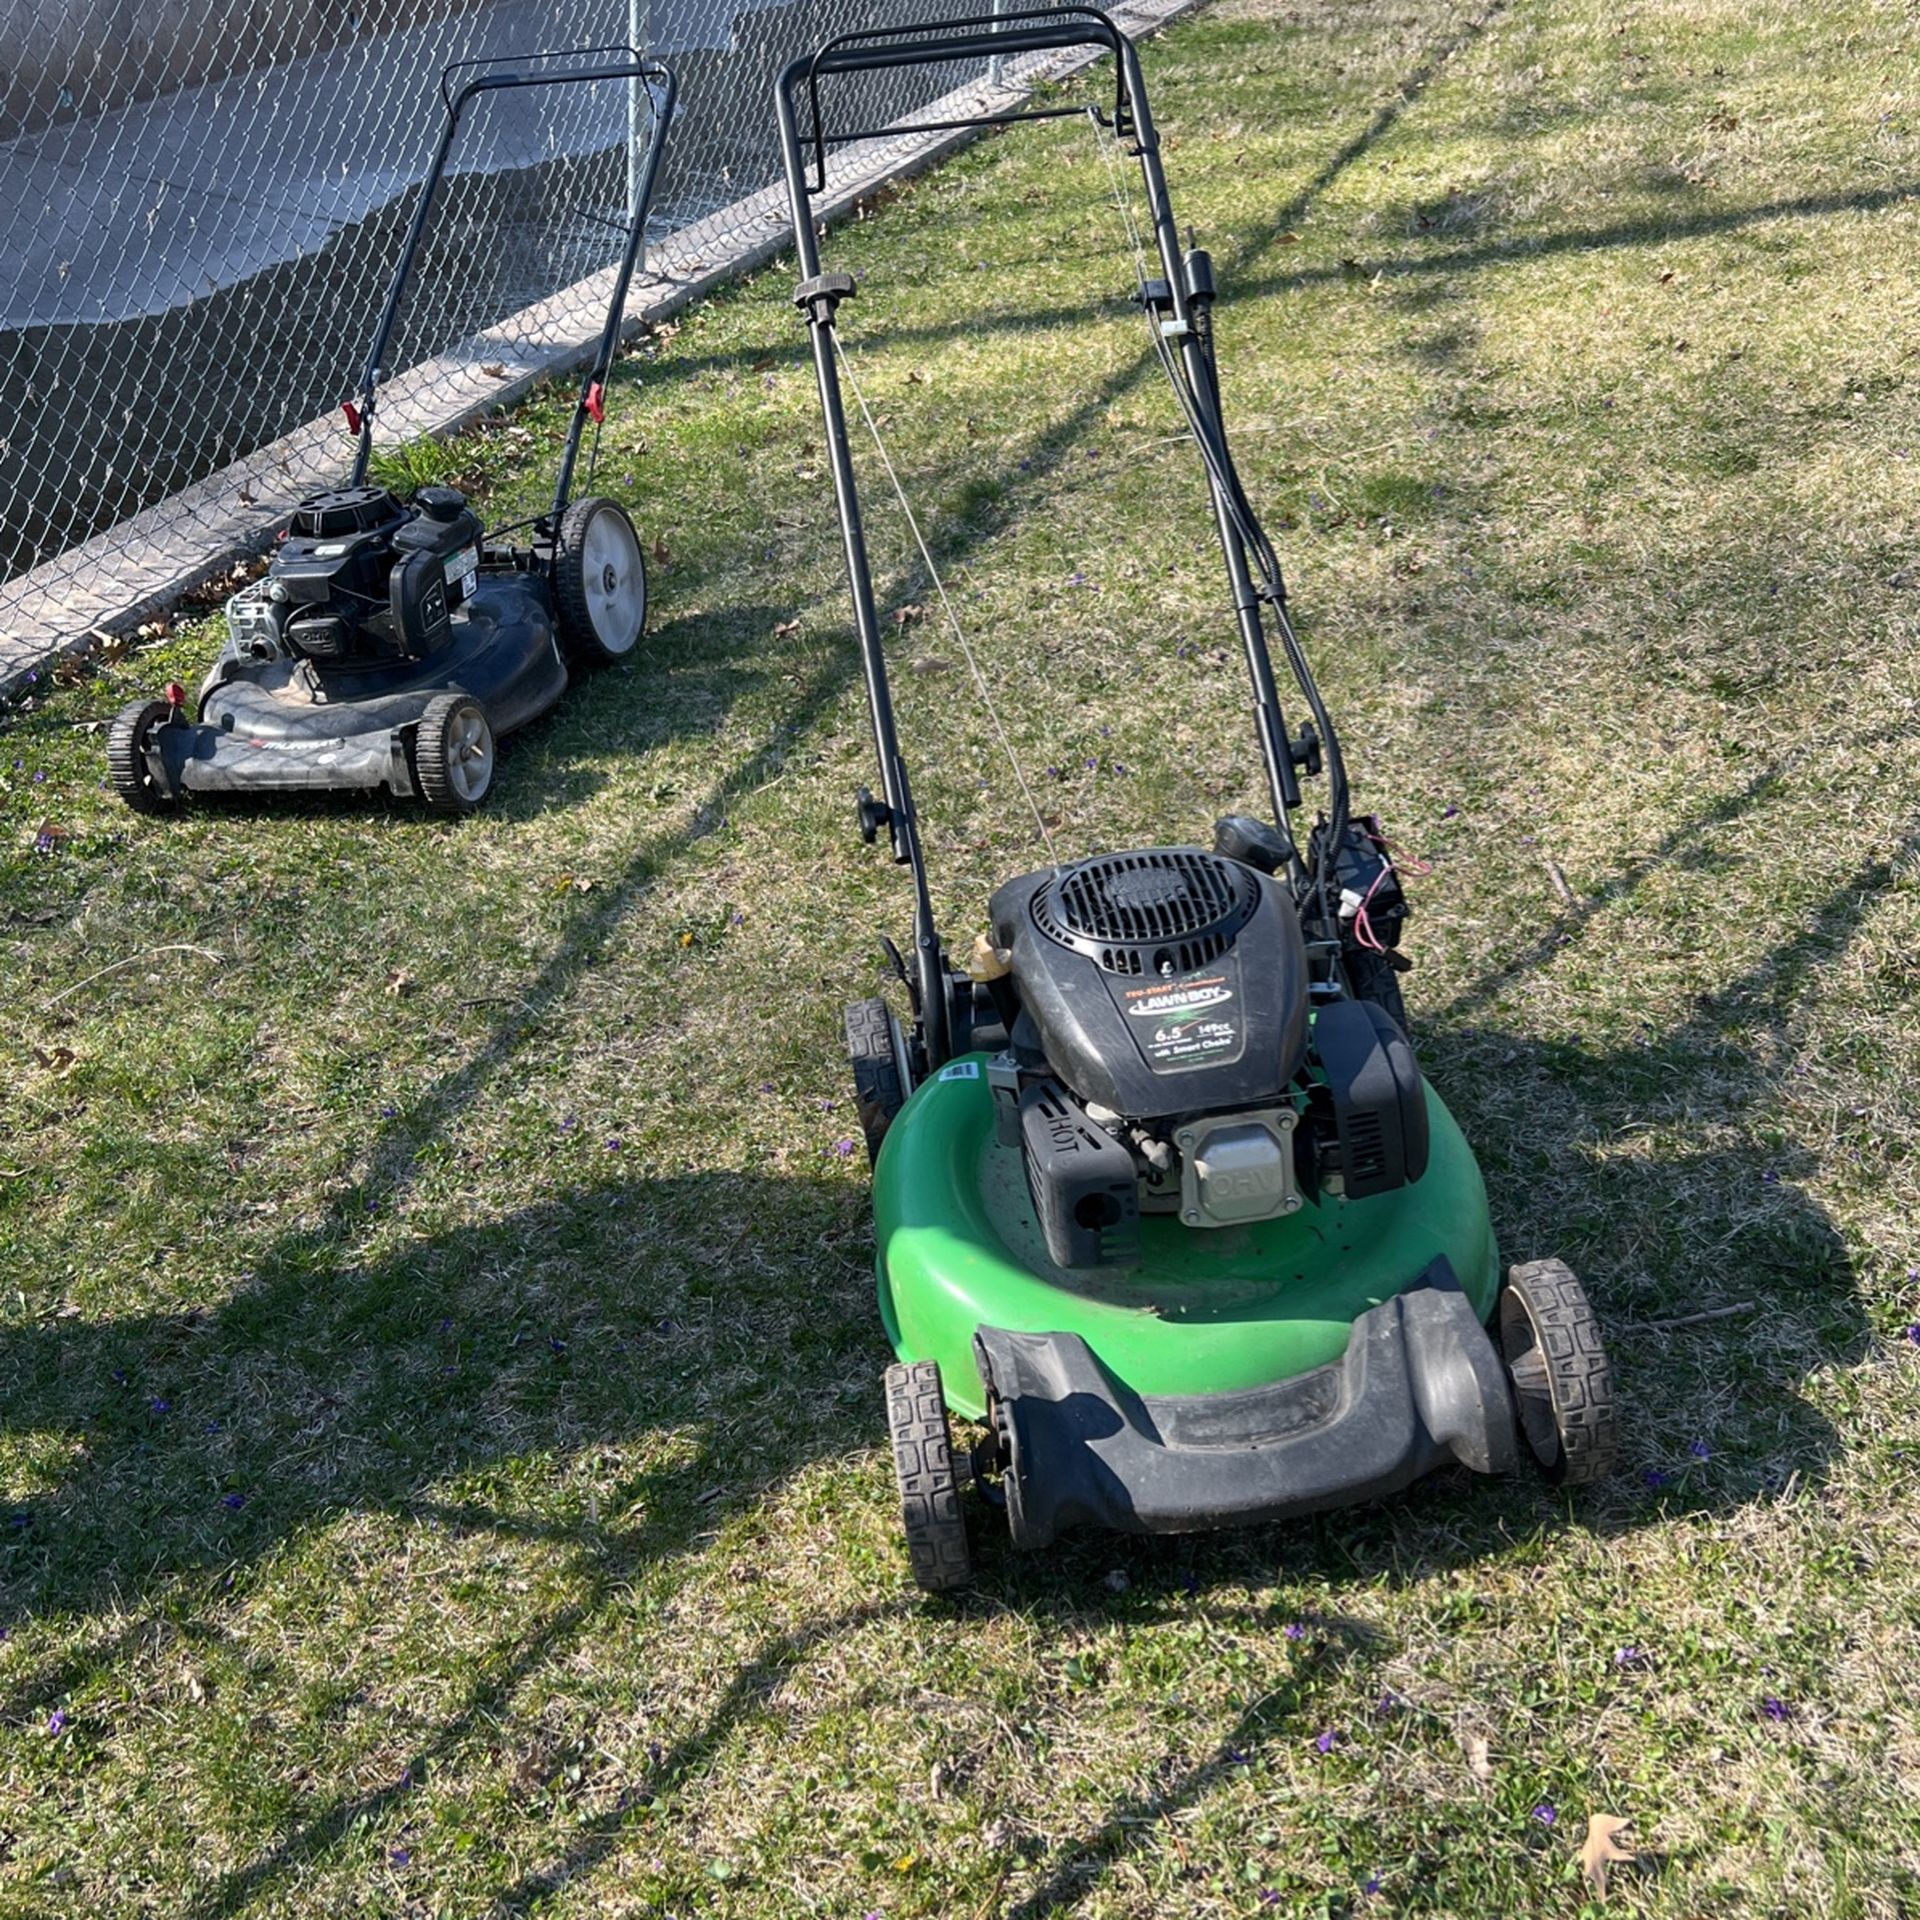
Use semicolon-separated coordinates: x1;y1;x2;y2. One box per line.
4;0;1920;1911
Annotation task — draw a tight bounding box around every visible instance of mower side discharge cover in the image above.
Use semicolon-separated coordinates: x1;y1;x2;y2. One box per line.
975;1267;1518;1549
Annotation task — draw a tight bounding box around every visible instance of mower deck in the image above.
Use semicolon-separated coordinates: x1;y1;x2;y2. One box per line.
149;570;567;800
875;1054;1516;1539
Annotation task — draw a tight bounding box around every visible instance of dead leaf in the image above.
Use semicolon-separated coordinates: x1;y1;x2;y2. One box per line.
384;968;414;997
905;369;925;385
772;619;801;638
1461;1730;1493;1785
893;603;925;628
1579;1814;1636;1897
1276;229;1301;244
481;362;508;378
237;483;255;505
652;536;670;567
912;655;951;674
31;1046;77;1077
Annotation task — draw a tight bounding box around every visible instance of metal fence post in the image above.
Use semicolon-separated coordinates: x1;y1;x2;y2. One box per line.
629;0;652;270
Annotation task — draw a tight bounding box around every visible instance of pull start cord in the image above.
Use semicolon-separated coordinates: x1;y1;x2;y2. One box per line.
829;325;1063;874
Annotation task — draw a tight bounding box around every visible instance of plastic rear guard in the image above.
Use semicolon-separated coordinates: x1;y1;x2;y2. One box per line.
972;1260;1518;1547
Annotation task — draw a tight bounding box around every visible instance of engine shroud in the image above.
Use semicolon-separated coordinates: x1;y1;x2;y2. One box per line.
990;847;1310;1122
242;484;485;667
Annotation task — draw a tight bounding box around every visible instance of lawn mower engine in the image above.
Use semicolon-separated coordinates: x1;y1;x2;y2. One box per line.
984;840;1428;1270
228;485;484;668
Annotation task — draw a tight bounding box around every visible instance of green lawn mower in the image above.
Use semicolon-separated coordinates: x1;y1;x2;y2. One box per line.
776;9;1618;1592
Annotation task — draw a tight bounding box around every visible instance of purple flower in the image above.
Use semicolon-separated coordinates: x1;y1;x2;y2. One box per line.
605;1136;622;1152
1761;1169;1779;1186
1761;1696;1790;1722
1531;1802;1557;1825
222;1492;246;1511
32;770;44;784
757;1081;774;1093
1689;1439;1712;1460
1283;1622;1305;1641
1439;804;1460;821
9;1513;28;1530
47;1710;68;1735
1314;1728;1338;1755
831;1139;856;1157
1224;1746;1251;1765
1375;1689;1404;1716
1643;1468;1672;1489
389;1846;411;1866
1259;1893;1282;1908
1362;1876;1383;1896
379;1103;398;1119
1614;1646;1645;1668
1905;1324;1920;1346
150;1397;171;1415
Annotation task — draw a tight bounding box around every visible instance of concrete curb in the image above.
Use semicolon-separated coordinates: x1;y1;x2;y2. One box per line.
0;0;1202;700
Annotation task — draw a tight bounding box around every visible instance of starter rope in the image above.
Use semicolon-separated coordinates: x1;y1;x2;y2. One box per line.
828;324;1061;873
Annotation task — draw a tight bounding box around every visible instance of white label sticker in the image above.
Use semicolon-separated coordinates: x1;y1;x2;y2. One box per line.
937;1061;980;1081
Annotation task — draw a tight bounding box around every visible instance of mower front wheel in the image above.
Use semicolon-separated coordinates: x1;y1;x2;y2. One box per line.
1497;1258;1618;1486
555;496;647;666
884;1359;972;1593
107;700;181;814
846;997;910;1165
412;694;495;813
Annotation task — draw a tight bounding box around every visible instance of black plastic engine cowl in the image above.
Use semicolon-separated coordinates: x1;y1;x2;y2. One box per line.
989;849;1310;1122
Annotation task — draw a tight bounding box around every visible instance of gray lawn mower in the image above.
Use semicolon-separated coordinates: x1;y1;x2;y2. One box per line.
109;48;676;815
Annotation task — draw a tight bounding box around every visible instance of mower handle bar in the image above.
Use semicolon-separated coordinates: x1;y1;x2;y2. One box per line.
438;45;669;109
779;8;1135;193
350;51;676;529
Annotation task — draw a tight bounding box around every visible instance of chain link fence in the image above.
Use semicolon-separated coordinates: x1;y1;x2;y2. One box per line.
0;0;1067;660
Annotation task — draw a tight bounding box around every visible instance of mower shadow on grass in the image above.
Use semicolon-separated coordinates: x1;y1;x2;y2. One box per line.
0;1167;879;1699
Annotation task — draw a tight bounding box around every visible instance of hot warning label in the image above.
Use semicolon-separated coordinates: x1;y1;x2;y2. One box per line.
1121;973;1242;1070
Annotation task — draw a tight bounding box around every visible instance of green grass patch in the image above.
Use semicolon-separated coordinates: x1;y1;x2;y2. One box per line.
3;0;1919;1911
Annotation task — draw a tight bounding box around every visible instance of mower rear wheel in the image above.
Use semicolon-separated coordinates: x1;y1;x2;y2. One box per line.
846;997;909;1165
555;496;647;665
412;694;495;812
107;700;180;814
884;1359;972;1593
1498;1258;1618;1486
1344;947;1410;1032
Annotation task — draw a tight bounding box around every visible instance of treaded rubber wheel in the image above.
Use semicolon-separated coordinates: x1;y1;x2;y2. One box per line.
885;1359;972;1593
1498;1258;1618;1486
554;496;647;665
107;699;179;814
412;693;495;813
1344;946;1410;1032
846;997;908;1166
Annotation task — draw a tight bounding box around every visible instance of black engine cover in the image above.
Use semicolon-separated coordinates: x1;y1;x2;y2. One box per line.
272;485;482;665
990;848;1310;1122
